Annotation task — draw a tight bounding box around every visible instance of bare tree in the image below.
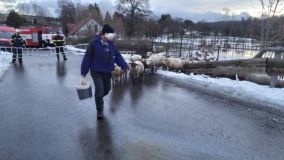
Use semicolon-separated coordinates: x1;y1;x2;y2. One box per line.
74;3;103;26
158;14;174;57
16;3;32;15
75;3;87;22
32;3;49;17
144;15;160;51
257;0;284;47
88;3;103;25
104;11;112;25
113;12;126;38
17;3;49;16
57;0;76;34
222;8;231;20
174;18;185;57
222;8;233;36
116;0;151;37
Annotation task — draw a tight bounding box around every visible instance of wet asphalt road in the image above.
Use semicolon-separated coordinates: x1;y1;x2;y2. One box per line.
0;53;284;160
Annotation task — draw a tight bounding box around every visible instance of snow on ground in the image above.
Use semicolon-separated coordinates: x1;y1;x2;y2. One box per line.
0;51;12;80
157;70;284;114
216;49;258;60
154;35;260;49
121;54;131;60
65;45;86;55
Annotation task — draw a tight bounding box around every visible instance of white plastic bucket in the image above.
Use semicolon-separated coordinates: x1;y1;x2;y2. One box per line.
76;78;92;100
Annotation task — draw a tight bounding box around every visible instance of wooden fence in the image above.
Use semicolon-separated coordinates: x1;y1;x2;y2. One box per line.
115;40;151;57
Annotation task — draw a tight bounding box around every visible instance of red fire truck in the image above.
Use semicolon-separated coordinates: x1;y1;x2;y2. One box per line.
0;26;15;47
20;26;65;48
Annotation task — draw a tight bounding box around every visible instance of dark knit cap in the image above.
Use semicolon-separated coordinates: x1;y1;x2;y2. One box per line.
101;24;114;34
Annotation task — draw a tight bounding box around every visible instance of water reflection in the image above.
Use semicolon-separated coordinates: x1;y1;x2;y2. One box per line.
143;74;159;89
109;81;128;113
56;61;67;82
218;49;259;60
14;63;25;73
129;80;143;106
79;119;117;160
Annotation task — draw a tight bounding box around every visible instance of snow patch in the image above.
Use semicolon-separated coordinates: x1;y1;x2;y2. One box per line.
65;45;86;55
157;70;284;114
0;51;12;80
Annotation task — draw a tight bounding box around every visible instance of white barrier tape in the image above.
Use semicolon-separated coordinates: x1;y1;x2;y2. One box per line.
0;43;139;56
64;44;138;55
0;47;68;56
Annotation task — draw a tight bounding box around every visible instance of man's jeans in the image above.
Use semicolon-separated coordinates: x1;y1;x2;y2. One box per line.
55;46;67;60
12;48;22;62
90;71;111;111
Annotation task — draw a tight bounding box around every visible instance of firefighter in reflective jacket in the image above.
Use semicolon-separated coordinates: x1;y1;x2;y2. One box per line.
11;29;24;64
54;31;67;61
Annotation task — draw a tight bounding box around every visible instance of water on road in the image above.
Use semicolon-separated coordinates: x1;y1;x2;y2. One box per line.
0;53;283;160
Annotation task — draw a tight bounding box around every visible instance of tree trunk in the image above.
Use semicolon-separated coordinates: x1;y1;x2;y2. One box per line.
183;58;267;69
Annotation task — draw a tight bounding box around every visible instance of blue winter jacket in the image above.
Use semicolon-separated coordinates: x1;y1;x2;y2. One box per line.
81;35;129;76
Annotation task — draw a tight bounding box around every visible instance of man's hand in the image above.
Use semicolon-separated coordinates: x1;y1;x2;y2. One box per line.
80;75;86;85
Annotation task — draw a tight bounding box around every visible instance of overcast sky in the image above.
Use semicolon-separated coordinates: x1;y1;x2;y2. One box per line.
0;0;266;21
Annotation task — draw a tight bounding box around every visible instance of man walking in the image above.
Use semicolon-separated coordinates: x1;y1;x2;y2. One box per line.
11;29;24;64
54;31;67;61
80;24;129;119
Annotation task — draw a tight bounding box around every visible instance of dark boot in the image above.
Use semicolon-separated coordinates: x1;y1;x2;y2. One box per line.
63;55;68;60
97;110;104;119
95;97;104;119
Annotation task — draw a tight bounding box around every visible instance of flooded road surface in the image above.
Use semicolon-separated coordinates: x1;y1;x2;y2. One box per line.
0;53;284;160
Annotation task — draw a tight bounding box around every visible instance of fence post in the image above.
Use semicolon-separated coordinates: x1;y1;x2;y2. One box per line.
216;45;220;61
270;50;281;87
